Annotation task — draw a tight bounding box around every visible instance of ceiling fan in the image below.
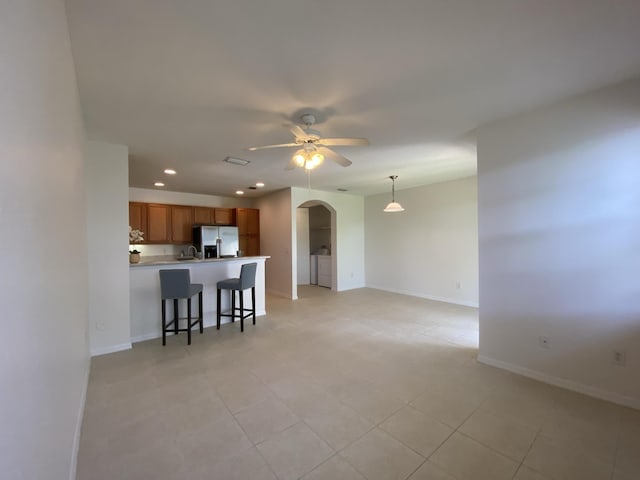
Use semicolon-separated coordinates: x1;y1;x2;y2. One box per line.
248;114;369;170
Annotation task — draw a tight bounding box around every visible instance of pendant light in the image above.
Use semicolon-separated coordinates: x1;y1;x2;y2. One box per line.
384;175;405;212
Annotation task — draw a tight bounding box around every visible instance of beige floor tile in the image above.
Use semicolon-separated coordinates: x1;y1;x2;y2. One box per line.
109;440;184;480
539;415;617;464
459;408;538;461
523;435;613;480
478;389;553;431
410;387;483;429
408;461;457;480
379;406;453;457
340;428;425;480
328;377;405;424
181;446;277;480
257;422;334;480
177;415;253;470
162;387;233;435
513;466;552;480
303;403;374;451
234;395;299;444
213;372;273;413
615;444;640;477
613;470;638;480
302;455;366;480
429;432;519;480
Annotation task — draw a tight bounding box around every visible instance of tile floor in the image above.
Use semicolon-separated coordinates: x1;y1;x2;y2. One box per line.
77;287;640;480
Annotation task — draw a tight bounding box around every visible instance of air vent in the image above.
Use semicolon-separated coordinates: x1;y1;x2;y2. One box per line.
337;188;348;192
224;156;250;166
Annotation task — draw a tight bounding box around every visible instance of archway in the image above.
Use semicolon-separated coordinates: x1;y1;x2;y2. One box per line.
294;200;337;299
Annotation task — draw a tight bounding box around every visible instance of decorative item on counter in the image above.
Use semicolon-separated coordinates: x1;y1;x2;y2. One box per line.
129;226;144;264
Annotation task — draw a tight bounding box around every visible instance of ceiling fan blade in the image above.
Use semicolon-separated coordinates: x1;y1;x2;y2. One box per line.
318;146;352;167
318;137;369;147
247;142;299;151
289;124;308;139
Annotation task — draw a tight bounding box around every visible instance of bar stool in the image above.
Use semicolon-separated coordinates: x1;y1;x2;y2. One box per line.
159;269;203;345
216;262;257;332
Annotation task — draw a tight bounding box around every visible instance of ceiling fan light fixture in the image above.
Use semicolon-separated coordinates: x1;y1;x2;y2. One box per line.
311;152;324;167
293;149;324;170
293;150;306;167
384;175;405;213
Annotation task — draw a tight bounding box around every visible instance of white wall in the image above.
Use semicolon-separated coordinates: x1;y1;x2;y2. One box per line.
477;79;640;408
291;188;366;296
296;208;311;285
86;141;131;355
255;189;293;298
0;1;90;478
365;177;479;307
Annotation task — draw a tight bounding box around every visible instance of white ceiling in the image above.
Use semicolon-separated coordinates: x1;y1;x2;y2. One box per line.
66;0;640;197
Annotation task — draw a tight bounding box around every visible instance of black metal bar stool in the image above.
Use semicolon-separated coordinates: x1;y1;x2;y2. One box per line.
216;262;257;332
159;269;203;345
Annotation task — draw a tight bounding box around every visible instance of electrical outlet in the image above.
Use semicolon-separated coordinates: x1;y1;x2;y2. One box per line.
455;281;461;289
613;349;626;366
539;336;550;349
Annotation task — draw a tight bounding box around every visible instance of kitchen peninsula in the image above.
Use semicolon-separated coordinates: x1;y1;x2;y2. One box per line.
130;256;269;342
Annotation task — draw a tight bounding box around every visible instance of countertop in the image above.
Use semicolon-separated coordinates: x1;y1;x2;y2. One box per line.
129;255;270;267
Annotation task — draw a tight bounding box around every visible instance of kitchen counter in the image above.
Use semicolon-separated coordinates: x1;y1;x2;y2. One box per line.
130;255;269;267
130;256;269;342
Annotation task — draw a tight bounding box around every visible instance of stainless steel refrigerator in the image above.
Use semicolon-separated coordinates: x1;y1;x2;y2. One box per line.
193;225;239;258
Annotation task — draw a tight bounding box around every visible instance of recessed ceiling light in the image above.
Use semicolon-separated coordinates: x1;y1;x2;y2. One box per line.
235;190;244;195
256;182;265;187
164;169;176;175
154;182;165;187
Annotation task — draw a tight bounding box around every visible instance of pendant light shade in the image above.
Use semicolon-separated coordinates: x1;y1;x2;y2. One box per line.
384;175;405;212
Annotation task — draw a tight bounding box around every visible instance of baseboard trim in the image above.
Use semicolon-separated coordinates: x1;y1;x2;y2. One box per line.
477;354;640;410
366;285;479;308
69;359;90;480
130;311;267;344
90;342;132;357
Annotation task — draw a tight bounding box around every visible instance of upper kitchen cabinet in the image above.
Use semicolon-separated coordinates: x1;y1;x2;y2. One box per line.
170;205;194;244
146;204;171;243
214;208;235;225
193;206;213;225
193;207;235;225
129;202;147;234
236;208;260;255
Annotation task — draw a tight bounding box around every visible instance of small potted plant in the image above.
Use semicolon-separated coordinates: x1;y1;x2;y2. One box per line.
129;226;144;264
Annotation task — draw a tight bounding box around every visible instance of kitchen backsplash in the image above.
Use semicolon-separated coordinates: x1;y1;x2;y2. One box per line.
129;244;184;257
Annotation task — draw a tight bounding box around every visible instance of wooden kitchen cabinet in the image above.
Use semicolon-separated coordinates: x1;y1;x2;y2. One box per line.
193;207;234;225
128;202;147;234
171;205;194;244
236;208;260;256
146;204;171;243
214;208;235;225
193;206;213;225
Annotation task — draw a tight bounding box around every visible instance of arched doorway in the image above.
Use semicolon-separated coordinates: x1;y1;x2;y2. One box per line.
295;200;336;299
